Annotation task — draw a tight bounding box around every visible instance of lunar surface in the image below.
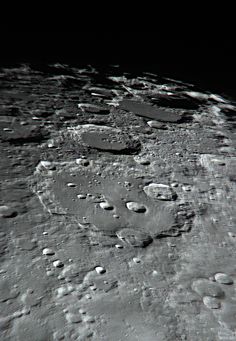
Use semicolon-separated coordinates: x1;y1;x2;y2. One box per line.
0;63;236;340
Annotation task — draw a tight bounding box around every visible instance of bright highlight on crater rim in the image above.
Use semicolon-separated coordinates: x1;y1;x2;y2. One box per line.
0;63;236;341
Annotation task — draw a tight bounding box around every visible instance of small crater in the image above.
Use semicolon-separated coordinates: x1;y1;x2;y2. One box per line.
95;266;106;274
192;278;225;298
143;183;177;201
53;260;64;268
0;205;18;218
42;248;55;256
203;296;221;309
99;201;114;210
126;202;147;213
116;228;153;248
214;273;234;285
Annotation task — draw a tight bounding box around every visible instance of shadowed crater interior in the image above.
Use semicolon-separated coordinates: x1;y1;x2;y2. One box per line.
149;94;200;110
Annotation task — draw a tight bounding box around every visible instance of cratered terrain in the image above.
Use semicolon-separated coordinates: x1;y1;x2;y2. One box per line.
0;63;236;340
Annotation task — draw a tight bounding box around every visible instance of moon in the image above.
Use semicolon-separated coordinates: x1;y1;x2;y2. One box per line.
0;62;236;341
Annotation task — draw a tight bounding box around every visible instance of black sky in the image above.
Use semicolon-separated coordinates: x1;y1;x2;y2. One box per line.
1;31;235;98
